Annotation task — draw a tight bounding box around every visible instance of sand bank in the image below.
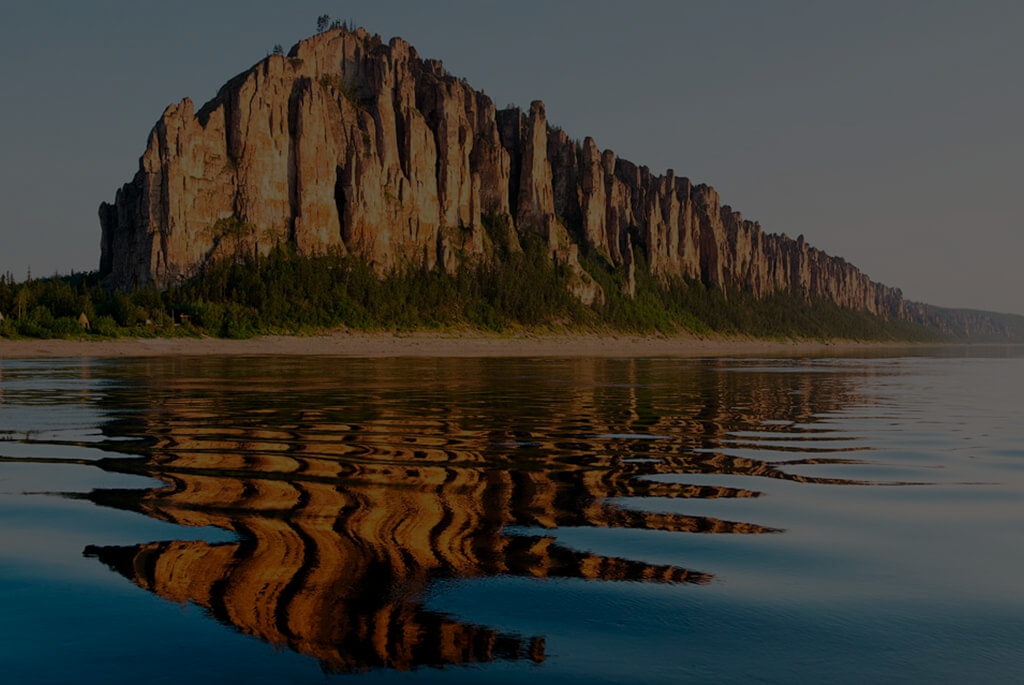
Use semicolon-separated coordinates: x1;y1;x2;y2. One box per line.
0;331;926;360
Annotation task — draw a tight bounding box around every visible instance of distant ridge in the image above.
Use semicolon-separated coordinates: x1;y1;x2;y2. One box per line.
905;304;1024;343
98;26;1019;341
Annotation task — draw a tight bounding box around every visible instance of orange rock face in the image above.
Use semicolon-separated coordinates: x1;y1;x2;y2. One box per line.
100;27;905;319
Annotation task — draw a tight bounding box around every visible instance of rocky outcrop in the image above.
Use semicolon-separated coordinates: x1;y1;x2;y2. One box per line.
100;26;904;319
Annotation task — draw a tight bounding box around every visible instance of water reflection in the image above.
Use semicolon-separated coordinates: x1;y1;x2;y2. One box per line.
77;357;877;673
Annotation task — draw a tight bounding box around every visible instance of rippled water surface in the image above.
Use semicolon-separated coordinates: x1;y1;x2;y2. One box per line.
1;349;1023;683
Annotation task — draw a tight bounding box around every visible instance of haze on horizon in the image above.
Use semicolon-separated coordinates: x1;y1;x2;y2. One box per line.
1;1;1020;315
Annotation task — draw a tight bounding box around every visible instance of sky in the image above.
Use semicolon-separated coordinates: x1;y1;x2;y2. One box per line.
1;1;1021;314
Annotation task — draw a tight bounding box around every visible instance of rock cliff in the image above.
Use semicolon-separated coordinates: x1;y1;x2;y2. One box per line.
100;27;904;319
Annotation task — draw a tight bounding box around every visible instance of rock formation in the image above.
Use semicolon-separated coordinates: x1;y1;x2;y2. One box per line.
100;27;904;319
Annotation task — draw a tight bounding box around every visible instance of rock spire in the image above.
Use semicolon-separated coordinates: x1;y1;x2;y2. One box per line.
100;27;905;319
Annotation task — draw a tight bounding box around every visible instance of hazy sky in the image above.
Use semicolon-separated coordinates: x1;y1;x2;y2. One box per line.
1;1;1021;314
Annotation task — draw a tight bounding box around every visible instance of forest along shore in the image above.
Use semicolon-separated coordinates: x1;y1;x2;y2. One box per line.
0;332;931;360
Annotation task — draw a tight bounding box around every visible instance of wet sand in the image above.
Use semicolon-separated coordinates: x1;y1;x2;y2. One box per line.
0;331;926;359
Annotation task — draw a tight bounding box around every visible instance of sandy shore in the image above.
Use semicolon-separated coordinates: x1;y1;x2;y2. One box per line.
0;331;927;360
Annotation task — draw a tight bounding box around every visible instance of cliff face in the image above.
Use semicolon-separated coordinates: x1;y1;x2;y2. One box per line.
100;27;904;318
904;302;1024;342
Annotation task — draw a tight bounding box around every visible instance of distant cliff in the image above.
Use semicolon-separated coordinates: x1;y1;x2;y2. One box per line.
905;303;1024;342
100;27;907;319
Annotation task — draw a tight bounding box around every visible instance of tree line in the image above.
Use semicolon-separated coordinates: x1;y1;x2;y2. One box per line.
0;237;939;342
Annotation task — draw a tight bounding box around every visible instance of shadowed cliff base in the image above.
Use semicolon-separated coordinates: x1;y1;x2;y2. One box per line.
10;246;1015;344
7;247;1023;343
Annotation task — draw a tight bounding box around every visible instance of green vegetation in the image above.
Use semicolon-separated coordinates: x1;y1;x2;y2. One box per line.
0;239;940;342
579;252;938;341
318;15;355;33
318;73;361;105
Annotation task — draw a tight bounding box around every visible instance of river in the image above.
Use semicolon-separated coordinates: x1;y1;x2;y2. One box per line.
1;348;1022;683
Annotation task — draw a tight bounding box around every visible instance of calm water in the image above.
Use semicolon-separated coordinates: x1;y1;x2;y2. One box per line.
1;349;1023;683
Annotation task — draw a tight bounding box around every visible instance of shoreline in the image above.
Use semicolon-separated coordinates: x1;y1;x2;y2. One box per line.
0;331;935;360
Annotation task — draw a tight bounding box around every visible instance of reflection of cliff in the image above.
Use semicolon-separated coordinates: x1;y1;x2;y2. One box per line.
87;533;545;673
86;356;875;673
85;461;712;672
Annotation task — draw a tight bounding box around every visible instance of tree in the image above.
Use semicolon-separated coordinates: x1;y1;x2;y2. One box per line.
317;14;330;33
272;44;284;56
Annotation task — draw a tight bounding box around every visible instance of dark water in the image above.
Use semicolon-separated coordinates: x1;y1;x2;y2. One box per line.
1;349;1023;683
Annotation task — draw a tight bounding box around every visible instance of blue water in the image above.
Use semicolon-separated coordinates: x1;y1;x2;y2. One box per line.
1;349;1022;683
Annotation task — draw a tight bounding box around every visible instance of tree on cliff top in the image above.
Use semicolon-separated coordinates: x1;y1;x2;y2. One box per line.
316;15;330;34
